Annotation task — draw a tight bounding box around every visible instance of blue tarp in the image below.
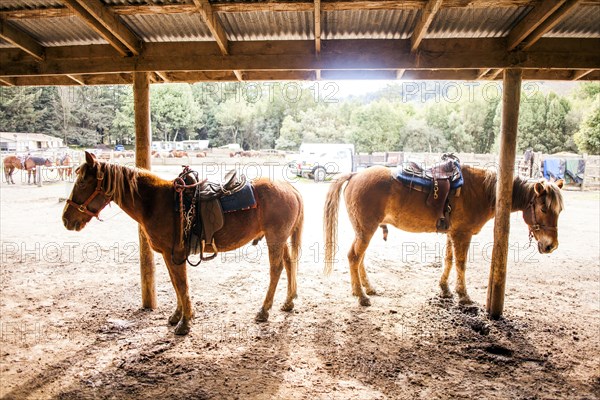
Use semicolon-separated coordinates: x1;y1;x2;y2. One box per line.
542;158;565;181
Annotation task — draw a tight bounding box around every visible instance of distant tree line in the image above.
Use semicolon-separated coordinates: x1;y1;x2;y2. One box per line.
0;81;598;155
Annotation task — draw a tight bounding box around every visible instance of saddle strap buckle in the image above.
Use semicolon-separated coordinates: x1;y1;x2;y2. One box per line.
433;180;439;200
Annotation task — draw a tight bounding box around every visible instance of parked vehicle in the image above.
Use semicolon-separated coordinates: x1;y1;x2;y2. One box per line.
290;143;355;182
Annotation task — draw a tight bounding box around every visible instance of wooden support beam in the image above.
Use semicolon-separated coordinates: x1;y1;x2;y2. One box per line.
489;68;504;79
315;0;322;55
411;0;443;52
66;74;85;85
133;71;157;310
62;0;141;56
507;0;566;51
521;0;583;50
154;71;170;82
0;20;45;61
1;38;599;77
396;69;406;79
486;68;522;319
192;0;230;55
0;77;15;86
4;1;599;20
477;68;492;79
572;69;594;80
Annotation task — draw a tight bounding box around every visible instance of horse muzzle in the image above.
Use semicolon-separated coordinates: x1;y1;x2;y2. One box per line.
63;217;85;232
537;240;558;254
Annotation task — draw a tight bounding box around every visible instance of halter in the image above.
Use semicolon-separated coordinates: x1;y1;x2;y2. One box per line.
523;198;557;245
66;172;111;220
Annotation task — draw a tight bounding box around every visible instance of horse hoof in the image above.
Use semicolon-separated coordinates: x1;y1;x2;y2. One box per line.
458;296;473;305
359;296;372;307
255;309;269;323
439;289;453;299
365;286;380;296
174;320;190;335
280;301;294;312
168;312;181;326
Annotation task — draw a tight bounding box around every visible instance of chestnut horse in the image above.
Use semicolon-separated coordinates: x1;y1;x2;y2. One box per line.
63;152;303;335
55;154;73;180
2;155;53;184
324;165;564;307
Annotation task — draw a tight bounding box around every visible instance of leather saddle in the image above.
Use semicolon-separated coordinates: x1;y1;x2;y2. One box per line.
175;168;247;263
397;154;463;232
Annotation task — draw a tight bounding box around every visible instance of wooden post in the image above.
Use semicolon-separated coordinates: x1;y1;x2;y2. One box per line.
486;68;522;319
133;71;157;309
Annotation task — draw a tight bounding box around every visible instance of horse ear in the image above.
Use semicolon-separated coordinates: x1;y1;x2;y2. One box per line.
534;181;546;196
85;151;97;166
555;179;564;189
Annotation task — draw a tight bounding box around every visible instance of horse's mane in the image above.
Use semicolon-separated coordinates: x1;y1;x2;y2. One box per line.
478;166;563;213
79;161;140;205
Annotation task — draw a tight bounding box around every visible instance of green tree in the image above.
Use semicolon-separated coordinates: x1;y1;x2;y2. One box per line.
574;97;600;154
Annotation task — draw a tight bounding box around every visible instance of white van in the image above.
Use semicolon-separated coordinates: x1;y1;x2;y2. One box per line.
291;143;355;182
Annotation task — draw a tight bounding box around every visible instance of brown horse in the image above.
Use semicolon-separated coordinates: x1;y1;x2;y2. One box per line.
55;154;73;180
2;155;52;184
2;155;21;184
62;152;303;335
324;165;564;307
24;156;53;184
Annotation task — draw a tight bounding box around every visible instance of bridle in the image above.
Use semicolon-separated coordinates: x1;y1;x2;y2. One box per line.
523;198;557;244
66;172;111;220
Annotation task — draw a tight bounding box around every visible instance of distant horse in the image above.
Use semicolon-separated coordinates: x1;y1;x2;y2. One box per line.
2;155;52;184
55;154;73;180
3;155;22;184
62;152;304;335
324;165;564;307
23;156;53;184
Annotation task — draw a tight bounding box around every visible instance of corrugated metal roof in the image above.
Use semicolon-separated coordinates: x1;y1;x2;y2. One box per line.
121;13;214;42
323;9;420;40
8;16;108;46
0;0;63;10
545;5;600;38
218;11;313;41
427;6;533;38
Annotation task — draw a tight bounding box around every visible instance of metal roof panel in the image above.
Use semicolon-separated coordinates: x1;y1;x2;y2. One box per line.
323;9;420;40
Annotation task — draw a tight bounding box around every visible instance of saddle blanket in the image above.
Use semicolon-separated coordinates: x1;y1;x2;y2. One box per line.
394;161;464;191
219;181;257;213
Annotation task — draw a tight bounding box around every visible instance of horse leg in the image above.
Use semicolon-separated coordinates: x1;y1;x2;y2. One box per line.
359;260;378;295
348;234;375;307
163;254;193;335
256;242;285;322
163;260;183;326
280;244;297;312
452;233;473;305
439;235;454;298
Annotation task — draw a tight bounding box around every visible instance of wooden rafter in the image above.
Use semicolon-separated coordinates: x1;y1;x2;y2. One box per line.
66;74;85;85
155;71;170;82
489;69;504;80
191;0;243;81
396;69;406;79
477;68;492;79
0;20;45;61
572;69;594;80
1;38;599;77
521;0;583;50
0;77;16;86
8;1;599;20
411;0;443;52
507;0;567;51
62;0;141;56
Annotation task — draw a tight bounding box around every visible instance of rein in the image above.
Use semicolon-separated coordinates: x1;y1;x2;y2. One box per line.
66;172;112;220
523;198;557;245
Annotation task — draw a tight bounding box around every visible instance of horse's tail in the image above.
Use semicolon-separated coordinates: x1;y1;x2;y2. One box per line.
324;173;354;276
289;189;304;297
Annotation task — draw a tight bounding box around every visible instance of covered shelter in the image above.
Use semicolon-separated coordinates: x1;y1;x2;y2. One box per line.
1;0;599;318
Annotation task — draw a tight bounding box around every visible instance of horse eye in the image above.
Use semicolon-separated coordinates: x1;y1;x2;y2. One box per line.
541;206;548;213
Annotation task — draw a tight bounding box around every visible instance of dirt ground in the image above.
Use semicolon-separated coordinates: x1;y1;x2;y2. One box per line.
0;165;599;400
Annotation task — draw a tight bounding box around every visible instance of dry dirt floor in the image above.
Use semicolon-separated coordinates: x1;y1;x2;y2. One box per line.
0;165;599;399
